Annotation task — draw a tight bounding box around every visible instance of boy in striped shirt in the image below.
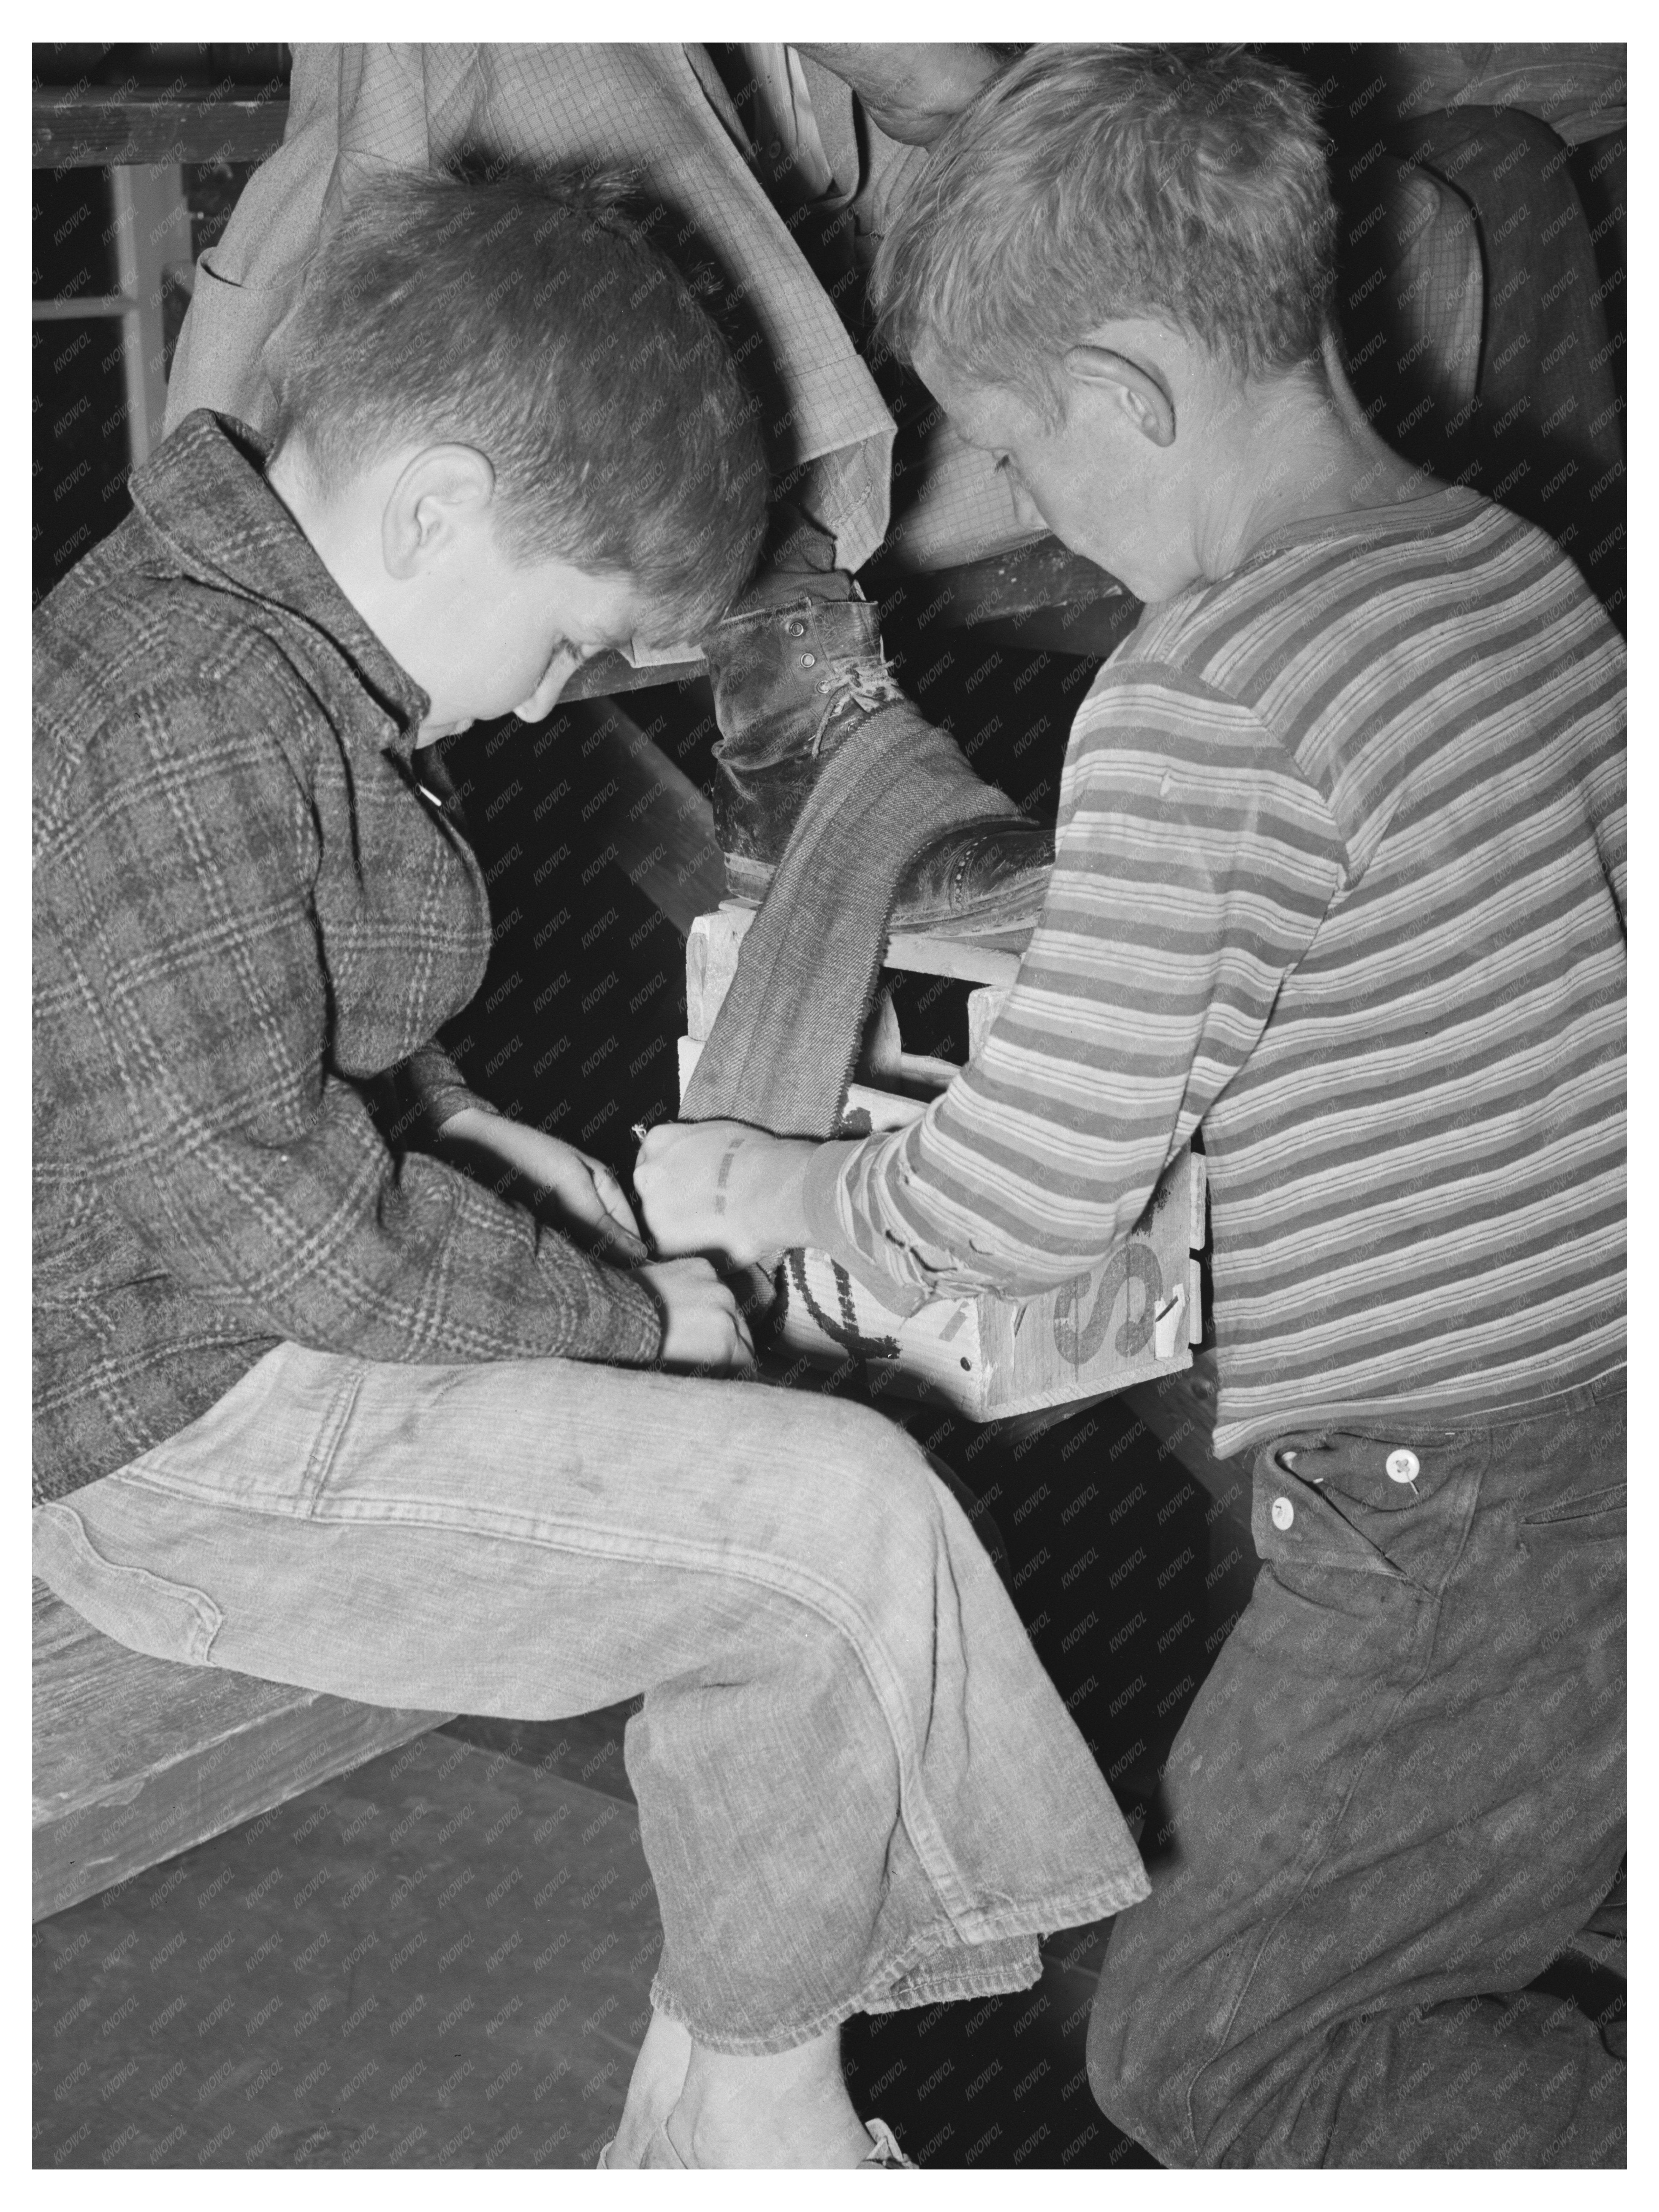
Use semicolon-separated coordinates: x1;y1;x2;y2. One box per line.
638;46;1626;2168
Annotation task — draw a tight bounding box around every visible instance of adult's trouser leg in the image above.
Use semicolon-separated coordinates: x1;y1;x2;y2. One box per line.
1087;1376;1626;2167
33;1343;1146;2054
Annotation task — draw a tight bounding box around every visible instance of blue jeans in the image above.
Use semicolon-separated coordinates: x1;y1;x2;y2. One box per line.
1088;1374;1626;2165
31;1343;1146;2053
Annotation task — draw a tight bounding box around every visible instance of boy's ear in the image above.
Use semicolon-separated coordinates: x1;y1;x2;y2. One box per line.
382;444;497;579
1063;343;1177;448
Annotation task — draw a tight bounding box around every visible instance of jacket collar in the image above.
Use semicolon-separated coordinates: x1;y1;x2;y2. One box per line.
128;410;431;745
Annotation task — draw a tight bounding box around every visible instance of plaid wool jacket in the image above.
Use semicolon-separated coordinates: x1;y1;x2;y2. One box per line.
33;412;662;1503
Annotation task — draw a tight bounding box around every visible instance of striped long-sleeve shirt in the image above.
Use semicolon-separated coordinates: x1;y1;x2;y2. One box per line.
804;489;1626;1457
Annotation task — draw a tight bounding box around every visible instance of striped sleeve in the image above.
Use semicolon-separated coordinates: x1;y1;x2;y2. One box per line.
1587;736;1626;933
810;494;1623;1454
805;674;1347;1299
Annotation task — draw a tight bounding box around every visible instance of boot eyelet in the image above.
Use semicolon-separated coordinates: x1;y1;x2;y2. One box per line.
818;679;835;693
800;653;817;668
784;619;807;638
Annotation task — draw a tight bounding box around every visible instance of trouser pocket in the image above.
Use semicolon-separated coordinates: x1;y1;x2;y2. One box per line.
1520;1479;1627;1538
32;1496;223;1666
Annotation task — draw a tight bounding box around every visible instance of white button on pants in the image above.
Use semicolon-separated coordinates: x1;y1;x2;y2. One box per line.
1385;1448;1421;1485
1270;1496;1295;1530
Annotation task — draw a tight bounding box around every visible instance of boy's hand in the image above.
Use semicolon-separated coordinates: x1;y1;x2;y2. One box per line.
437;1107;647;1261
634;1120;816;1270
635;1258;757;1373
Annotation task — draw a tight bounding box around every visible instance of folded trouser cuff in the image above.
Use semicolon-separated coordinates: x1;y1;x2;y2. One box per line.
647;1870;1149;2056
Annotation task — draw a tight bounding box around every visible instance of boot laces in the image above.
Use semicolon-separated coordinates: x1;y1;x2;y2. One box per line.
811;653;906;753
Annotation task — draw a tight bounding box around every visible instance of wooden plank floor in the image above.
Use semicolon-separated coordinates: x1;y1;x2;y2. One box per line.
32;1723;661;2170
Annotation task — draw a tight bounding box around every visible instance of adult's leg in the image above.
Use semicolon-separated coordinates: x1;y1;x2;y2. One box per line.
1086;1377;1626;2168
34;1346;1144;2123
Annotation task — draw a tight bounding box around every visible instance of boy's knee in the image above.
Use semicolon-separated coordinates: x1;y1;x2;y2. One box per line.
1087;1954;1139;2105
789;1401;955;1557
810;1399;936;1492
1085;1914;1200;2162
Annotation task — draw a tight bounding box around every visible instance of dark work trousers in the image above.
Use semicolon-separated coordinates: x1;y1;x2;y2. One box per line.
1087;1372;1626;2167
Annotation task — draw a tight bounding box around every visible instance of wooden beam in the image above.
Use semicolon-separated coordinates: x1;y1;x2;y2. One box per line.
884;930;1026;985
563;650;705;703
562;536;1131;699
33;1581;449;1920
870;535;1128;625
30;296;131;320
33;87;289;170
972;592;1144;661
570;542;1132;699
111;164;190;462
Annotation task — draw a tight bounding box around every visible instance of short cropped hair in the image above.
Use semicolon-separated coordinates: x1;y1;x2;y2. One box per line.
872;45;1339;410
269;168;768;643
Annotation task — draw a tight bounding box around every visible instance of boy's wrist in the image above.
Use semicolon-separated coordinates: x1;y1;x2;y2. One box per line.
728;1133;819;1256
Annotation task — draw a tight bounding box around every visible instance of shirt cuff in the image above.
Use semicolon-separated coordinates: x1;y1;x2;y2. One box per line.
569;1259;665;1368
396;1044;487;1144
800;1139;933;1318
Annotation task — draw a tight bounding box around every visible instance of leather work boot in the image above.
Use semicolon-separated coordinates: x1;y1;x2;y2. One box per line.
704;590;1053;935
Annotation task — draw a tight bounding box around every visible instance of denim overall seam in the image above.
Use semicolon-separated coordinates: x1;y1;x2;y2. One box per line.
295;1358;369;1515
33;1499;225;1664
111;1356;369;1522
1184;1444;1489;2164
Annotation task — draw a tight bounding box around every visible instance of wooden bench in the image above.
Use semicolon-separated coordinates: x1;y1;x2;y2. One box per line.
32;1578;449;1923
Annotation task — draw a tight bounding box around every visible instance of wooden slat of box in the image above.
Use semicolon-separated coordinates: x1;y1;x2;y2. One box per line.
771;1151;1203;1420
684;905;1028;1041
680;905;1205;1419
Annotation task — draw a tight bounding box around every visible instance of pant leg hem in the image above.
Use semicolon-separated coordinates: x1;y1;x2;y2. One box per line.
649;1877;1147;2056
